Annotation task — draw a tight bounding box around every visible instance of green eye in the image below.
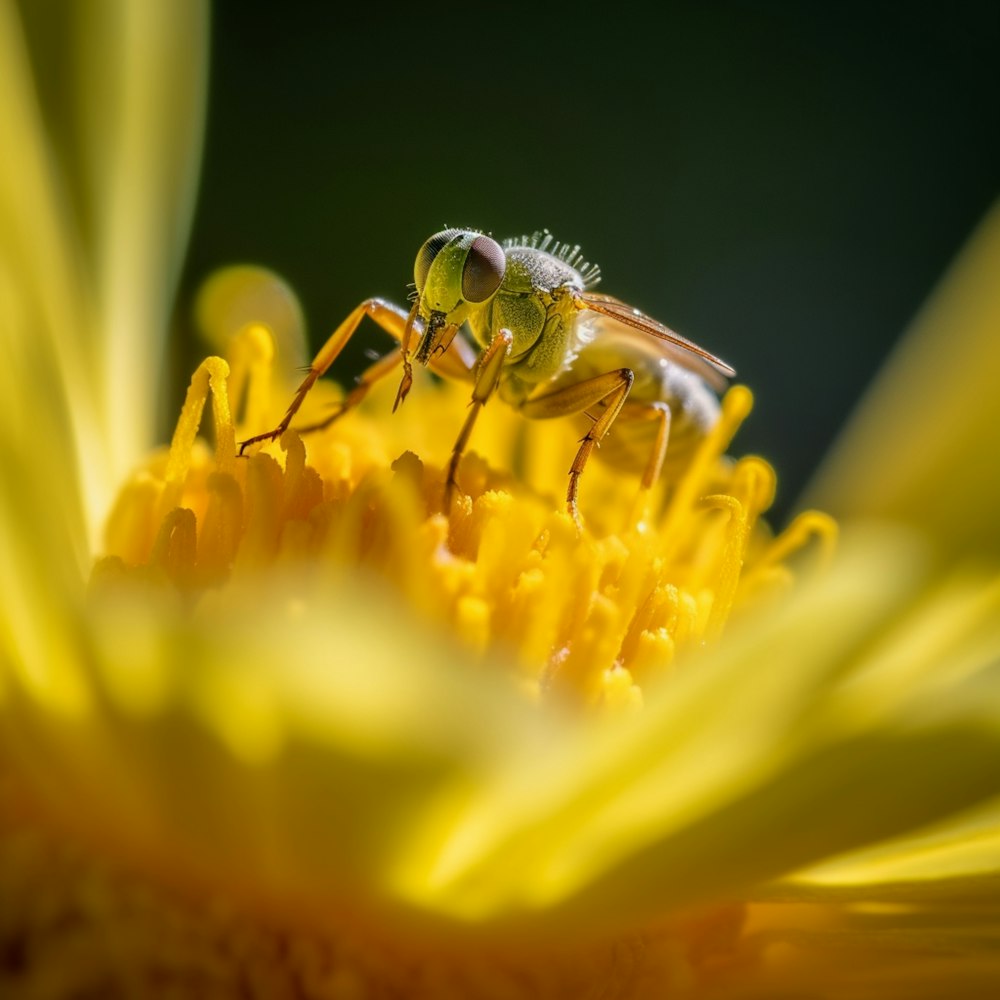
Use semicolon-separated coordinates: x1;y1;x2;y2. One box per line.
461;236;506;303
414;229;461;290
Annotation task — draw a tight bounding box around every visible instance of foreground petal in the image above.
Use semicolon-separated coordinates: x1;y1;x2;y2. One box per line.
392;534;1000;932
72;0;208;478
807;201;1000;562
771;797;1000;903
3;571;551;931
6;530;999;945
0;0;101;550
0;0;208;546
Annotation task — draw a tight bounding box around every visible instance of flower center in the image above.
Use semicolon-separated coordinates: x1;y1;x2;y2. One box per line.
93;324;835;708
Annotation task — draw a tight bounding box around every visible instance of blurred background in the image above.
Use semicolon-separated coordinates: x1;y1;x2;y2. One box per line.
181;1;999;522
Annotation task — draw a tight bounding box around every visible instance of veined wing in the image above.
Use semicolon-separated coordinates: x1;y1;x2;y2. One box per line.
574;290;735;389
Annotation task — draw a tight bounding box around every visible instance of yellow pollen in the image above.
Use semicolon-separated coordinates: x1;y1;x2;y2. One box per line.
94;325;834;708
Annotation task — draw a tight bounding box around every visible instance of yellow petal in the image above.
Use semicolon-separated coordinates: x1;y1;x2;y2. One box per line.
807;200;1000;562
3;571;551;923
391;534;1000;930
73;0;209;483
773;797;1000;902
0;0;103;548
0;1;208;549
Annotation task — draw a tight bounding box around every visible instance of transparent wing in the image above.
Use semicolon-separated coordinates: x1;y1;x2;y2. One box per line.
575;291;735;389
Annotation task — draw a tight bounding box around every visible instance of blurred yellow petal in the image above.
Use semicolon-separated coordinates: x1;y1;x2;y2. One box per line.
394;537;1000;929
808;200;1000;562
73;0;208;480
0;0;208;546
0;0;98;554
783;801;1000;900
4;570;539;908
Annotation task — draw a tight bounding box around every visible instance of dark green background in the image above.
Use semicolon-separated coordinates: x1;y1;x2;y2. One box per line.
183;2;999;521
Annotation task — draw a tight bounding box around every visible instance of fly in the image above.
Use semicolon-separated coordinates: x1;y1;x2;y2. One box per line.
238;228;735;526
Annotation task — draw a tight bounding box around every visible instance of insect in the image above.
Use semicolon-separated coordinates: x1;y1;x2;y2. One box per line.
238;228;735;524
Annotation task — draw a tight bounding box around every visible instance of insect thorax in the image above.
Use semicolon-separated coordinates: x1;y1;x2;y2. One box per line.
466;247;590;395
503;246;587;294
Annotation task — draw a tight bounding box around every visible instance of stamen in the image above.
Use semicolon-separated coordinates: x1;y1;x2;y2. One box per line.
161;356;235;520
94;332;829;708
659;386;754;554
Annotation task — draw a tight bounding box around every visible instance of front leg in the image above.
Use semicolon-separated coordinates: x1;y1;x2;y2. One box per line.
238;298;475;454
238;298;409;454
445;330;513;511
292;347;404;435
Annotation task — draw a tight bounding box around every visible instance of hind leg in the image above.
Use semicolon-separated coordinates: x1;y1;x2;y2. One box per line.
636;401;672;490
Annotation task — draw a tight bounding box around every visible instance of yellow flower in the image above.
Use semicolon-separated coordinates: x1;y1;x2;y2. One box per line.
3;3;1000;998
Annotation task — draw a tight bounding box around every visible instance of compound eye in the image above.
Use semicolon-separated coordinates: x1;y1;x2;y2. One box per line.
461;236;506;303
414;229;461;290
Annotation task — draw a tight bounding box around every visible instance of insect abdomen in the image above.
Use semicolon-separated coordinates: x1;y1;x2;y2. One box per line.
556;330;720;477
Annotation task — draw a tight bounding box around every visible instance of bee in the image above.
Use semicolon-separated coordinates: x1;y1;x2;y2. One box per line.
238;228;735;524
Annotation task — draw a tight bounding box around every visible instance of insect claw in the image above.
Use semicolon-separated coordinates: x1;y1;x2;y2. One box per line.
237;424;288;456
237;435;263;457
393;371;413;413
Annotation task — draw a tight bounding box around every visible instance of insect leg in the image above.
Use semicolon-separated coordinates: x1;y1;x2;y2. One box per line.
393;303;419;413
238;298;400;453
296;332;480;435
520;368;634;526
238;298;473;454
293;348;405;434
638;401;672;490
445;329;513;510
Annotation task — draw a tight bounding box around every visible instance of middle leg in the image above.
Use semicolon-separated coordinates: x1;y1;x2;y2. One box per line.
520;368;634;526
634;400;672;491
